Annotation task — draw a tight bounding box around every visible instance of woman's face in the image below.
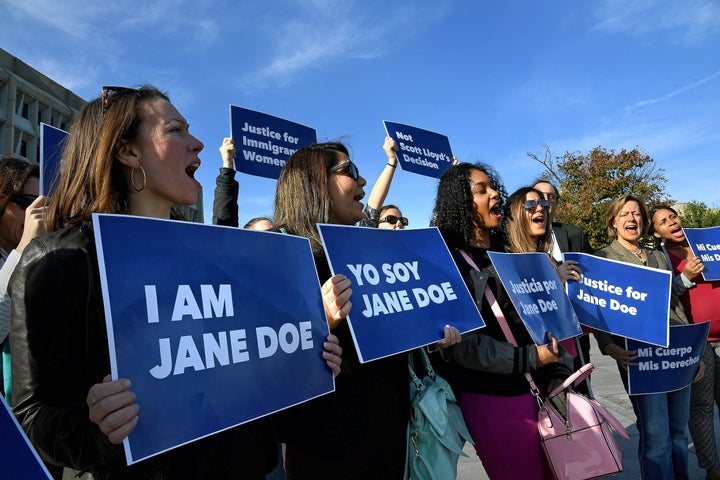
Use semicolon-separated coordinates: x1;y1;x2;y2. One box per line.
652;208;685;246
0;177;39;251
327;152;366;225
128;97;204;214
378;207;406;230
523;190;548;240
613;200;644;244
469;168;502;231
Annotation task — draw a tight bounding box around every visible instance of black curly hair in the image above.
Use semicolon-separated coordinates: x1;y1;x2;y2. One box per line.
431;162;507;250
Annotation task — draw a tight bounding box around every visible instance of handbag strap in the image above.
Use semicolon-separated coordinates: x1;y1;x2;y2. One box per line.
408;348;435;390
459;249;541;399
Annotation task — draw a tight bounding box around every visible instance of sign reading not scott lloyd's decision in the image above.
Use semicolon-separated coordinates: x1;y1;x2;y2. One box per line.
383;121;454;179
318;224;485;363
93;214;334;465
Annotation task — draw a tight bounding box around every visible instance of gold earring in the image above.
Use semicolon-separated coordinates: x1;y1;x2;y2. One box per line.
131;165;147;192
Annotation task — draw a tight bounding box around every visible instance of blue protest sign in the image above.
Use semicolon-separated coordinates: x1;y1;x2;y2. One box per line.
93;214;334;464
684;226;720;281
39;123;68;195
627;322;709;395
487;251;582;345
230;106;317;179
317;224;485;363
564;253;671;347
0;399;52;479
383;121;454;179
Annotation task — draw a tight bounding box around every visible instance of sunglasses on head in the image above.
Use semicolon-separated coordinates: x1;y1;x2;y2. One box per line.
10;193;38;210
524;199;549;211
101;85;138;116
379;214;409;226
329;160;360;181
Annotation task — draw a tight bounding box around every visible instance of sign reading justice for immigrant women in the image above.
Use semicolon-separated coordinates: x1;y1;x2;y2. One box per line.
230;105;317;180
318;224;485;363
93;214;335;464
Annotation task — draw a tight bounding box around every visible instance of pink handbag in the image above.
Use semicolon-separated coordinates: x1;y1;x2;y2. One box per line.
536;363;630;480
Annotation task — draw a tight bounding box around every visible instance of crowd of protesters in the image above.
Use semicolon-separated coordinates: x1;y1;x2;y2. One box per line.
1;83;718;480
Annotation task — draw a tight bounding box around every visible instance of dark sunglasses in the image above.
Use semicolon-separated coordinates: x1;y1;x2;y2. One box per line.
524;199;550;211
10;193;38;210
102;85;138;116
379;214;409;226
329;160;360;181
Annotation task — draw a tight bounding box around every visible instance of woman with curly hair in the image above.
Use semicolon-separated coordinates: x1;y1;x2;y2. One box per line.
432;163;568;479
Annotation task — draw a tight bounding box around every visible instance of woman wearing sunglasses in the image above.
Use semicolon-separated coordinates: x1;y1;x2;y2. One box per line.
432;165;567;479
9;86;341;479
272;142;460;479
0;156;47;405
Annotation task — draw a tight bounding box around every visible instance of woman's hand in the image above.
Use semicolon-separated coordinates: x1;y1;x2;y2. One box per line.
536;332;560;367
322;334;343;377
694;360;705;383
604;343;638;370
383;136;399;166
321;274;352;330
436;324;461;348
556;260;581;284
683;256;705;283
87;375;139;444
16;196;48;253
219;137;236;169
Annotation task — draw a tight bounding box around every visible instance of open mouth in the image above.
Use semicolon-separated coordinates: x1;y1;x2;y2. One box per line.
625;224;638;232
490;204;502;218
354;192;365;202
186;163;200;179
532;215;545;224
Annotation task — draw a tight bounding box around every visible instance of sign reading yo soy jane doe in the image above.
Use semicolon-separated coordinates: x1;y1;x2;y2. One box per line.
318;225;485;363
94;214;334;464
383;121;454;179
487;251;582;345
230;106;317;180
564;253;671;347
683;226;720;281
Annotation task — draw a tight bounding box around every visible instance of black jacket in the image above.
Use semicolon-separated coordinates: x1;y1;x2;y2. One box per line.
10;222;273;479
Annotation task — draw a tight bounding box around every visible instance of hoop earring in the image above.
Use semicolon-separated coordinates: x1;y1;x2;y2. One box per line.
131;165;147;192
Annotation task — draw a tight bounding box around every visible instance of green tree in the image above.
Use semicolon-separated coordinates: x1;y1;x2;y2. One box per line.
680;200;720;228
530;145;672;251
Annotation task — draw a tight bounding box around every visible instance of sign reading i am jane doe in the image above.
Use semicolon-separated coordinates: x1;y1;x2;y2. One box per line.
487;251;583;345
93;214;334;465
230;105;317;180
318;224;485;363
383;121;454;179
684;226;720;281
564;253;671;347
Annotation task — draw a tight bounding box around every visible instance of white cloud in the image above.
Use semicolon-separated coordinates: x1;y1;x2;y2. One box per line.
592;0;720;44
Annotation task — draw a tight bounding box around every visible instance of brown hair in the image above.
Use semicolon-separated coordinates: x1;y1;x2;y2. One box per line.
45;85;169;231
0;156;38;218
605;194;649;240
505;186;551;253
273;142;349;255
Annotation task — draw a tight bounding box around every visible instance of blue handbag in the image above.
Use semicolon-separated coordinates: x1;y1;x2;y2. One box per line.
405;348;474;480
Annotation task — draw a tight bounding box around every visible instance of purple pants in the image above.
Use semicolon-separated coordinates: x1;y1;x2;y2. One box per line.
457;391;554;479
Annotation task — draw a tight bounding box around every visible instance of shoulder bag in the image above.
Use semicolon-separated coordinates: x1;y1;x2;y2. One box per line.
405;348;474;480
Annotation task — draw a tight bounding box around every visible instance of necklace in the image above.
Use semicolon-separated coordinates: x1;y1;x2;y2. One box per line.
630;247;646;265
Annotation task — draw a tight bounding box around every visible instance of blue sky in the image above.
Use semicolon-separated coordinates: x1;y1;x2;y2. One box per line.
2;0;719;227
